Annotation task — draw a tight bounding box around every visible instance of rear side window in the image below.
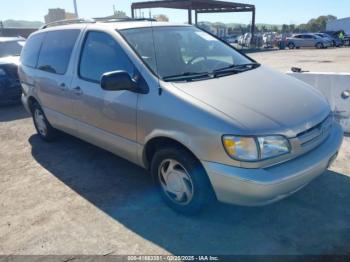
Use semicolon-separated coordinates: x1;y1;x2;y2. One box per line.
79;31;134;82
37;30;80;75
21;33;45;68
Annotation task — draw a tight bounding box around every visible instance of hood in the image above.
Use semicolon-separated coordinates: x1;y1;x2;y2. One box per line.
0;56;20;66
171;66;330;137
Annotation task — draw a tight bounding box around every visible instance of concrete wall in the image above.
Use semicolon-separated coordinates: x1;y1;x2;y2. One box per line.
0;28;37;38
288;72;350;133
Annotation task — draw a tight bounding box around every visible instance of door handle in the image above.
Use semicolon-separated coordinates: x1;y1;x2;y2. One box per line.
341;90;350;99
59;83;66;91
72;86;83;95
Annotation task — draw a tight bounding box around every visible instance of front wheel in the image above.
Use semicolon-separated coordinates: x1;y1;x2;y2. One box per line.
32;103;58;142
316;42;324;49
151;147;215;215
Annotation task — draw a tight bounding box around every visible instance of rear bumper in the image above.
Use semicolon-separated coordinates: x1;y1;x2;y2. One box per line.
202;122;343;206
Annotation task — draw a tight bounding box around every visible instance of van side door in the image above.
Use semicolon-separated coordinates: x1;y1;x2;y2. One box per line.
70;30;139;163
35;29;81;133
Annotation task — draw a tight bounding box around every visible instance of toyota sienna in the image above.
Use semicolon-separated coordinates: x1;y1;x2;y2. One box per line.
19;19;343;214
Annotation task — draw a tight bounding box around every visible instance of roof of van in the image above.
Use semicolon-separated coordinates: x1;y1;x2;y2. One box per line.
38;20;191;32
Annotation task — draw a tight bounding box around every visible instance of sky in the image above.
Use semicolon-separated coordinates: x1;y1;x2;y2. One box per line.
1;0;349;25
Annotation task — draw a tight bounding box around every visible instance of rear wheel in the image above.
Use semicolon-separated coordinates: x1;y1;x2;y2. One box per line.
32;102;58;142
316;42;324;49
151;146;215;215
288;43;295;49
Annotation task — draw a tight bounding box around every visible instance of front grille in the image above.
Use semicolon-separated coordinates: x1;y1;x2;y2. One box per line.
297;114;333;148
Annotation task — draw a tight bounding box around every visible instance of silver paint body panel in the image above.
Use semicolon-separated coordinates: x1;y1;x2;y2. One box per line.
19;22;343;206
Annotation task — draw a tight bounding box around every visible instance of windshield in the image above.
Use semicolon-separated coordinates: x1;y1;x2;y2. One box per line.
0;40;25;58
120;26;254;81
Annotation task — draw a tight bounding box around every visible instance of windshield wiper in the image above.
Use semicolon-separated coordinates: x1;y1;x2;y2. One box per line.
162;72;212;82
213;63;261;77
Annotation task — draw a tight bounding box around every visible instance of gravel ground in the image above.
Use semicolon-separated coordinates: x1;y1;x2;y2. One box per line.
1;48;350;255
249;47;350;73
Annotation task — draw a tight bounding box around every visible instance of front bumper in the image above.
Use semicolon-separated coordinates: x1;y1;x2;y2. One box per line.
202;122;343;206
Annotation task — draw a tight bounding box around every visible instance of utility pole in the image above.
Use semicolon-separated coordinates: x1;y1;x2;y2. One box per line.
73;0;79;18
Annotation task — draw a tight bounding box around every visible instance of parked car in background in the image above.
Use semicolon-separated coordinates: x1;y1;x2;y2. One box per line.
20;20;343;214
239;33;252;47
286;33;332;49
324;30;350;46
224;35;238;44
315;33;343;47
262;32;276;48
0;37;25;105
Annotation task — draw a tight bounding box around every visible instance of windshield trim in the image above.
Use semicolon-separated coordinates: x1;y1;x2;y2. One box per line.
118;25;258;83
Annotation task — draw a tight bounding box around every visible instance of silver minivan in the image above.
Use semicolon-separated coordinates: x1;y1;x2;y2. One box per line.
19;20;343;214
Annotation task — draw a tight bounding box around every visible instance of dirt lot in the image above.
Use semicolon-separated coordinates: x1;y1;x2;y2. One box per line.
1;48;350;255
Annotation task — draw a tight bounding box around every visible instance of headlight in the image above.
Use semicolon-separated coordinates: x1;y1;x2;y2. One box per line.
223;136;258;161
223;135;290;162
257;136;290;160
0;69;7;76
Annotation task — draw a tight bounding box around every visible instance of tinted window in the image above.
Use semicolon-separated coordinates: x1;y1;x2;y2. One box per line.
79;31;134;82
37;30;80;74
21;33;45;68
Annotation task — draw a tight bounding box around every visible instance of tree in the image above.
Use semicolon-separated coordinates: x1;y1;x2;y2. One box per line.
289;24;296;33
114;10;128;18
259;25;267;33
271;25;279;32
153;14;169;22
295;15;337;32
282;24;289;33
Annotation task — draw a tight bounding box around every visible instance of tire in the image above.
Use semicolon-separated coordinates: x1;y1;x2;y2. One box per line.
32;102;58;142
288;43;295;49
151;146;215;215
316;42;324;49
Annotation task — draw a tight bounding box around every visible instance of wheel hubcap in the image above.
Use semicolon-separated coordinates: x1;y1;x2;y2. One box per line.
158;159;194;205
34;109;47;136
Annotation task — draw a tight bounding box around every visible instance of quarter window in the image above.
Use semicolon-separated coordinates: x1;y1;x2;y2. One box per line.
20;33;45;68
37;30;80;74
79;31;134;82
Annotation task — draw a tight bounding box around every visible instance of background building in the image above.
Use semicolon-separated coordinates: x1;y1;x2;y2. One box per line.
44;8;77;24
327;17;350;35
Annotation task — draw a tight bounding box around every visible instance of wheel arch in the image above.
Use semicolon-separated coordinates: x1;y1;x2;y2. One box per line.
27;96;40;114
142;136;200;170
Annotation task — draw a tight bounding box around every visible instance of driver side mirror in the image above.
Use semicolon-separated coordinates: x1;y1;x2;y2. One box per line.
101;70;139;92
